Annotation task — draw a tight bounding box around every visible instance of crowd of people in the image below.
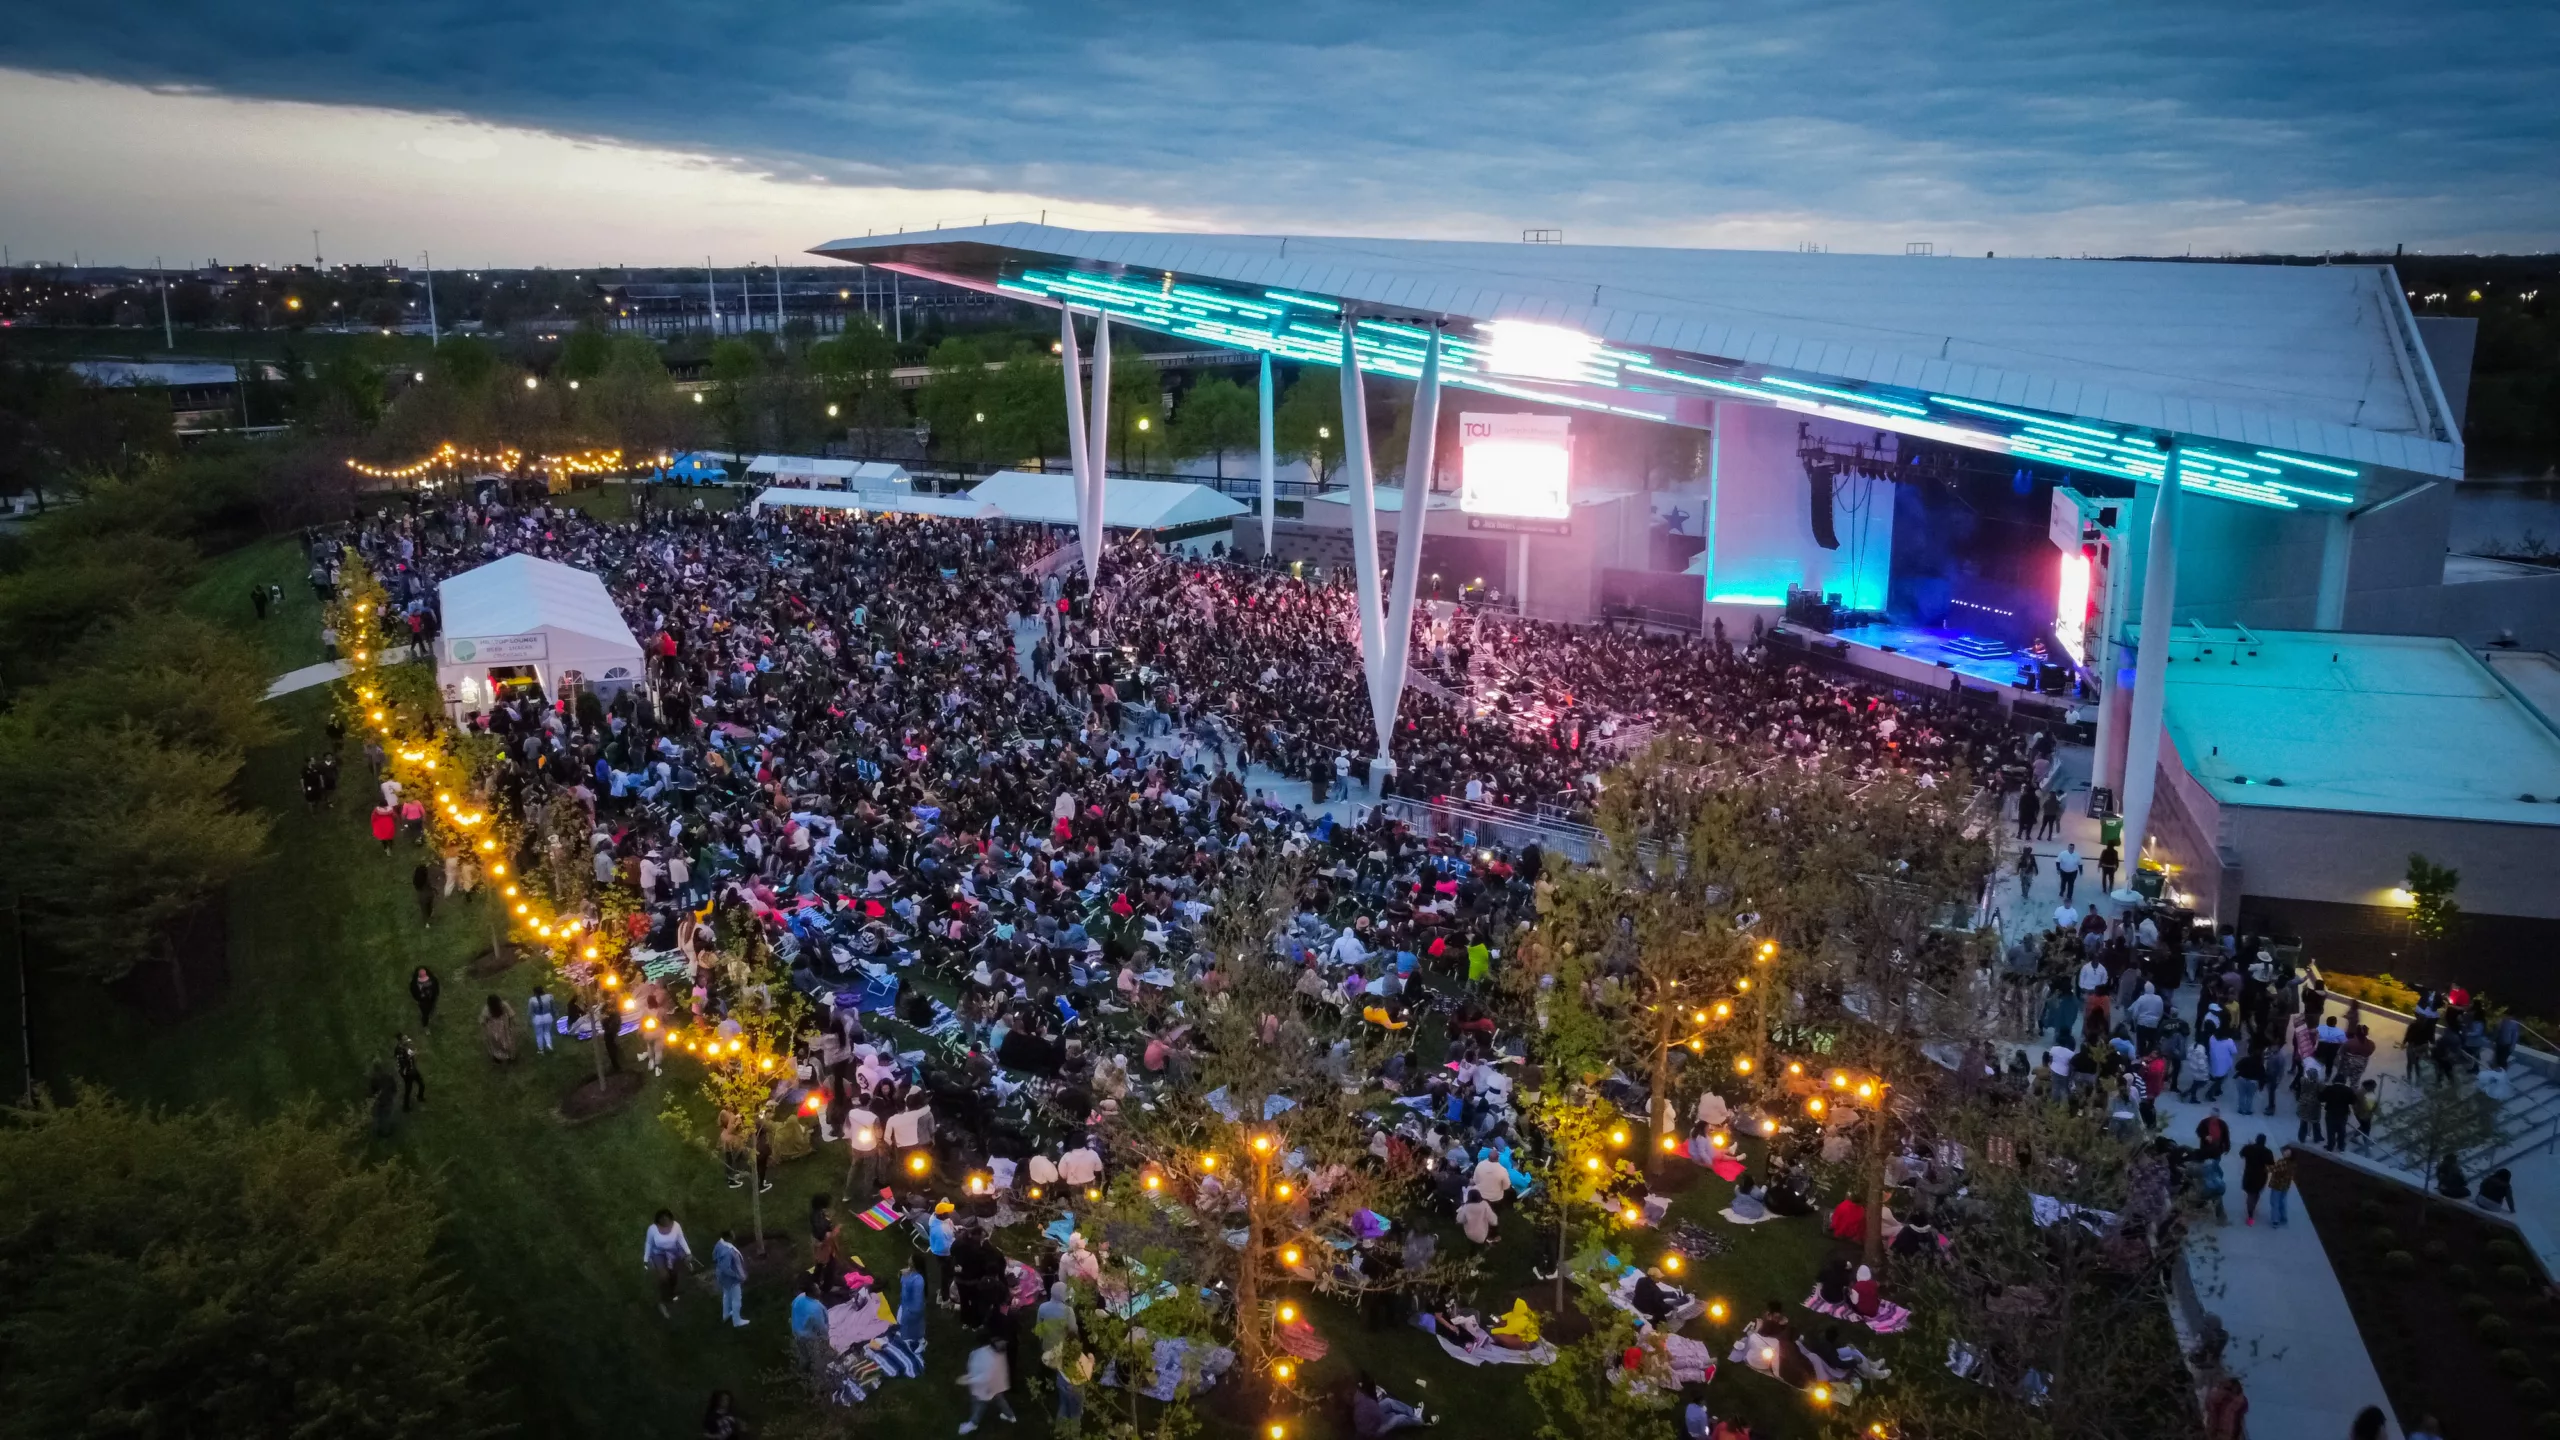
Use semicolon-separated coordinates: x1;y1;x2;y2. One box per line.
320;486;2236;1436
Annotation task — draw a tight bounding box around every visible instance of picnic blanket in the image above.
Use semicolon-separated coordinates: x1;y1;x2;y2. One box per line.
827;1294;897;1350
854;1196;903;1231
1708;1154;1748;1183
1665;1221;1730;1261
1719;1206;1781;1226
1608;1270;1704;1327
1801;1288;1912;1333
1437;1335;1559;1367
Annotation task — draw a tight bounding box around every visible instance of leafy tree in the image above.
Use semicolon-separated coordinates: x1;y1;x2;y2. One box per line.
983;350;1069;470
10;613;279;758
1174;375;1259;479
1109;342;1165;474
810;318;907;456
913;336;990;464
2405;852;2461;958
0;533;197;688
707;339;766;456
1273;368;1344;485
0;1091;502;1438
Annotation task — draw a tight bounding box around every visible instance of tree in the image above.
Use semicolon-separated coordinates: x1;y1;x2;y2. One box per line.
707;339;766;456
2405;852;2461;968
913;336;990;465
810;319;906;456
0;1092;501;1438
983;350;1069;470
1110;342;1165;474
1174;375;1259;479
1273;368;1344;485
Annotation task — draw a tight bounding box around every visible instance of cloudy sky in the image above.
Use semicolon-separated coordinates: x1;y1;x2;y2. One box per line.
4;1;2554;267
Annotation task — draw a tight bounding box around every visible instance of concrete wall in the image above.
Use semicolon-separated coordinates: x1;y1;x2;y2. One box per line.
1701;401;1896;611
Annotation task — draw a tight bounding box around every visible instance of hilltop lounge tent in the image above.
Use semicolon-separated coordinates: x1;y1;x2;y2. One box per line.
968;470;1246;539
744;455;913;490
436;553;645;715
749;487;999;520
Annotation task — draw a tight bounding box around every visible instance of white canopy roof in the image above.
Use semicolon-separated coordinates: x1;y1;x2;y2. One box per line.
744;455;912;487
815;224;2463;484
437;554;644;688
969;471;1248;529
750;487;998;519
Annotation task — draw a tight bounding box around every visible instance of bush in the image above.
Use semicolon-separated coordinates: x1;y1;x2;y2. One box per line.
2459;1292;2496;1317
2359;1198;2391;1224
2535;1413;2560;1440
2519;1378;2552;1406
2504;1264;2537;1291
2481;1314;2516;1344
2370;1226;2403;1250
2500;1347;2536;1377
2384;1250;2417;1274
2425;1239;2454;1263
2448;1263;2477;1288
2490;1238;2527;1265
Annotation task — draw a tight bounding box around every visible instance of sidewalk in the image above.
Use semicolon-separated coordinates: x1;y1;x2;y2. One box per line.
264;659;349;699
2178;1166;2401;1440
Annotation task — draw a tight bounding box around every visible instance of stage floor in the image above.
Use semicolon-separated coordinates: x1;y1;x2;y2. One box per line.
1830;623;2041;692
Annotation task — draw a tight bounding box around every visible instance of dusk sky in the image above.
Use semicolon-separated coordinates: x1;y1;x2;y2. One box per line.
4;1;2555;267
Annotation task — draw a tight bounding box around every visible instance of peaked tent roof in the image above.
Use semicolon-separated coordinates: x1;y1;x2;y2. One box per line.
439;553;640;649
812;224;2462;484
750;487;998;519
968;471;1248;530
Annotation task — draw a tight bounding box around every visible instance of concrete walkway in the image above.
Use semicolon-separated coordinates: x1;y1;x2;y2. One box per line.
263;659;349;699
2178;1171;2401;1440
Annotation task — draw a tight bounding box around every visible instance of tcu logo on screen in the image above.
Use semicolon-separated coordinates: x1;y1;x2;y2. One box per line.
1461;419;1500;442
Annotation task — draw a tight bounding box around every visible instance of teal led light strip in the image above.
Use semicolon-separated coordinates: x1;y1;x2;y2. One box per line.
1931;397;2120;441
2255;450;2360;479
1758;376;1931;417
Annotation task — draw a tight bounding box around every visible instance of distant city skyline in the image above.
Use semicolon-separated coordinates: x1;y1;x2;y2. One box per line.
4;1;2557;267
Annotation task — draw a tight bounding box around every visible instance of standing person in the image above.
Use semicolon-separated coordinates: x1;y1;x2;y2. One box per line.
2403;1005;2438;1082
845;1092;883;1197
2015;845;2038;898
898;1252;929;1349
713;1229;750;1328
2039;790;2063;841
527;986;557;1054
371;802;398;855
2097;841;2120;896
2259;1034;2291;1118
790;1278;830;1363
958;1331;1018;1433
481;994;518;1063
2492;1011;2522;1071
2238;1135;2275;1225
927;1201;959;1305
412;861;438;925
2016;788;2038;841
2053;844;2083;904
2320;1074;2355;1153
409;966;441;1029
643;1209;693;1318
393;1034;426;1110
2264;1145;2296;1227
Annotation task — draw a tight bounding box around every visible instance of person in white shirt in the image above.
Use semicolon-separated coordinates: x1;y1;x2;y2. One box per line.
846;1100;883;1191
1695;1091;1732;1129
1057;1141;1104;1189
2054;902;2081;932
1456;1190;1499;1245
1471;1153;1512;1204
886;1097;935;1176
2053;843;2084;903
1330;928;1368;969
642;1210;692;1317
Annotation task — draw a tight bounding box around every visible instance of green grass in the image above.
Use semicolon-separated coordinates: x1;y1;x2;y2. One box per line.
22;536;1859;1440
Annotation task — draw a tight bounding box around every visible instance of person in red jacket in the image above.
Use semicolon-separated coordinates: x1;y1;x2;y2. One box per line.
370;803;397;855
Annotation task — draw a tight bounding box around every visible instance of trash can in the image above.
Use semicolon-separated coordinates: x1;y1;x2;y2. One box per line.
2132;866;2165;902
2099;815;2124;848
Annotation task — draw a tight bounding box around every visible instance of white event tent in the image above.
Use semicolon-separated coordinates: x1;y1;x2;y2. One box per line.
749;487;999;520
743;455;913;490
436;553;646;712
968;470;1246;532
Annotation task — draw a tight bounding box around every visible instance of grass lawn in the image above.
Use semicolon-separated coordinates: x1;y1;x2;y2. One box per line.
19;531;1862;1440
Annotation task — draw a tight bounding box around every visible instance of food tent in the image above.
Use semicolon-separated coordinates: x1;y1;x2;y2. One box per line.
435;553;646;714
745;455;913;491
749;487;999;520
967;471;1247;534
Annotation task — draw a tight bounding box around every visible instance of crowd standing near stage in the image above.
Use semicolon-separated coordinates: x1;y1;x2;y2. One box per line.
325;488;2271;1436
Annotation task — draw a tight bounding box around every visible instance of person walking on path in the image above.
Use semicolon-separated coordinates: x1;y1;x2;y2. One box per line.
898;1252;929;1349
2053;844;2083;904
713;1229;750;1328
526;986;556;1054
958;1332;1019;1433
2098;842;2120;896
409;966;441;1028
481;994;518;1062
2039;790;2063;840
2239;1135;2274;1224
2016;789;2038;841
2014;845;2037;899
393;1033;426;1111
643;1210;694;1317
412;862;438;926
2264;1146;2296;1227
371;802;398;855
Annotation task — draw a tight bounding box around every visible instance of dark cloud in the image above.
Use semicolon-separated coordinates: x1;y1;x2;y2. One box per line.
7;1;2555;246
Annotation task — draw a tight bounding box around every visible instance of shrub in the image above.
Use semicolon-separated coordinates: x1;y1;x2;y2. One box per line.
2490;1238;2527;1265
2504;1264;2537;1291
2519;1378;2552;1406
2535;1413;2560;1440
2458;1292;2496;1317
2448;1263;2477;1288
2384;1250;2417;1274
2481;1314;2516;1345
2425;1239;2454;1263
2500;1347;2535;1377
2359;1198;2391;1224
2369;1226;2403;1250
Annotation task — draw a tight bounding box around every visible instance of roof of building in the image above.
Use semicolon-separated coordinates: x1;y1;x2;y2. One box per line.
967;471;1248;530
2156;626;2560;826
812;224;2462;486
750;487;997;519
438;553;640;651
744;456;912;485
68;359;245;387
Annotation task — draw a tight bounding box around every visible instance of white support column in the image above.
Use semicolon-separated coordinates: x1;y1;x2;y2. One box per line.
2116;445;2183;888
1059;307;1092;578
1338;322;1390;758
1257;353;1277;560
1376;328;1442;769
2314;509;2352;630
1084;314;1112;590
